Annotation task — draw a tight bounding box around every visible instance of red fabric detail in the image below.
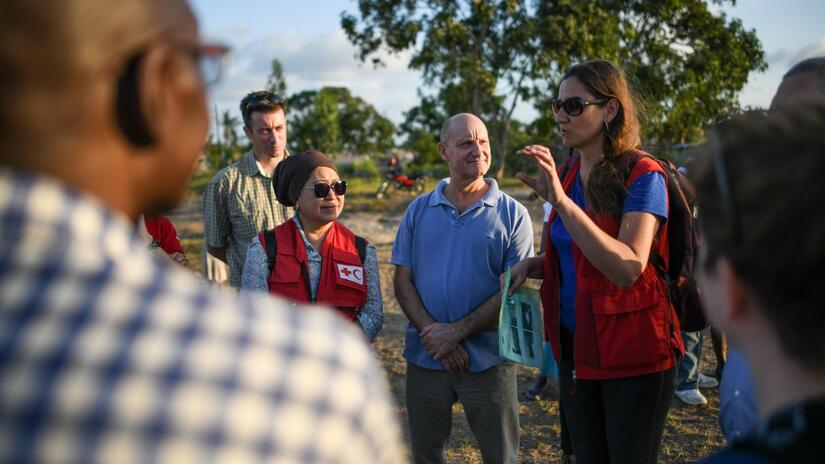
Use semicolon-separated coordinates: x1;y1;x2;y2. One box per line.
143;215;184;254
540;151;683;380
395;175;414;186
264;219;366;321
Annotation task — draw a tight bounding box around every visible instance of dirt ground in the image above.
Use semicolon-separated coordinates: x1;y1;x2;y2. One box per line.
170;185;726;463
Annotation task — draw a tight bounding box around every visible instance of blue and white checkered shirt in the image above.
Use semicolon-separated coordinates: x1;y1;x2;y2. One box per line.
0;170;404;463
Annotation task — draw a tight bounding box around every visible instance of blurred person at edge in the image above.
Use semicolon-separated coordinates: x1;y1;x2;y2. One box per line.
138;214;190;267
717;56;825;444
241;150;384;343
694;105;825;463
0;1;404;463
509;59;683;464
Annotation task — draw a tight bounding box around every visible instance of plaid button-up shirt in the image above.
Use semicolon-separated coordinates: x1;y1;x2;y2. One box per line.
0;170;403;464
203;151;292;287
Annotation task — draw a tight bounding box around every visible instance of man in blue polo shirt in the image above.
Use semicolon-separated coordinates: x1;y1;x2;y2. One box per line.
392;113;534;464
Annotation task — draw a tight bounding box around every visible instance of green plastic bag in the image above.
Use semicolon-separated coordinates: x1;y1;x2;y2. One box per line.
498;268;544;368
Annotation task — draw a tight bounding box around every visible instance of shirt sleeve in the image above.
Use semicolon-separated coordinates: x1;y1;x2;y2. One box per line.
390;201;417;268
719;348;759;442
240;237;269;294
623;171;668;222
156;216;185;255
504;202;535;269
203;172;230;248
356;244;383;343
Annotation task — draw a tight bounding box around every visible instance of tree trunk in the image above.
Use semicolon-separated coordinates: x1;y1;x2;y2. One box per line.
494;119;510;180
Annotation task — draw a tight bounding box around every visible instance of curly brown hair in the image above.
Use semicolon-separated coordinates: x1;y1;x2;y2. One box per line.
561;59;644;218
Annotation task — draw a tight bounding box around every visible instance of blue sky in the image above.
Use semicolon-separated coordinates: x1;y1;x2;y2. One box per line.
190;0;825;126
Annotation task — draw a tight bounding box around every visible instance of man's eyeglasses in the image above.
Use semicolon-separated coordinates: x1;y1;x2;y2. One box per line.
184;43;230;86
552;96;610;117
303;180;347;198
711;135;741;242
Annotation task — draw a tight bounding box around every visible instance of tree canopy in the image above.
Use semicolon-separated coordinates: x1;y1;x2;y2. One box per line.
266;58;288;96
342;0;766;177
288;87;396;155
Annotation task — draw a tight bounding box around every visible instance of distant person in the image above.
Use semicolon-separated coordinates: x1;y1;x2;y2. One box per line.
674;159;719;406
509;59;683;464
525;201;558;402
695;105;825;463
387;155;402;177
718;56;825;443
392;113;534;463
241;150;384;342
0;1;403;462
139;214;190;267
203;90;292;287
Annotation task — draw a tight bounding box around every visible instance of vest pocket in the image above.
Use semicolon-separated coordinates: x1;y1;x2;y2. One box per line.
330;249;366;291
590;287;670;370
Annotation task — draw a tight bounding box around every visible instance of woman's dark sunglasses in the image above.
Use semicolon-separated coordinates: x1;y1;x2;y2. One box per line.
551;96;609;116
304;180;347;198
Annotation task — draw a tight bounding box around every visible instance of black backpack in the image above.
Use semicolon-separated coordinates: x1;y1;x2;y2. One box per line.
558;150;707;331
260;228;368;274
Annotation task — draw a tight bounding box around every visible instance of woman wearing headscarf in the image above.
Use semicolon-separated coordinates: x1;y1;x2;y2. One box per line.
241;149;383;342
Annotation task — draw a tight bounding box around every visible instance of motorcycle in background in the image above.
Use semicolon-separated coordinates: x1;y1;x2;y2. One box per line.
375;172;427;199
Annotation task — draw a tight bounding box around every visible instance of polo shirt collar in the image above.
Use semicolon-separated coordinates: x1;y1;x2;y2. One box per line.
429;178;500;208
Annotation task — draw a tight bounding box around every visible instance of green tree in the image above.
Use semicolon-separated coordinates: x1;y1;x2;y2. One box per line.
531;0;767;145
288;87;396;154
342;0;540;178
341;0;765;176
266;58;288;96
204;109;244;171
312;89;341;153
398;94;448;166
220;110;240;149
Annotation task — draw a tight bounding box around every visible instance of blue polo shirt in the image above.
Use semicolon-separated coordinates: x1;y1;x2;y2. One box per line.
391;178;535;372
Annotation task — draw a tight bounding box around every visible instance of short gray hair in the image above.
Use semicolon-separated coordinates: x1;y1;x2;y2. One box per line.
439;117;453;145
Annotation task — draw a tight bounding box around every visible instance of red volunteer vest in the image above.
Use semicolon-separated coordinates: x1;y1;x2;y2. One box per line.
262;219;367;321
541;151;683;380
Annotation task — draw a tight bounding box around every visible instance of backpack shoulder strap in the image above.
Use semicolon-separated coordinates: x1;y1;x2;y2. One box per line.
355;235;367;265
623;149;652;182
262;229;277;273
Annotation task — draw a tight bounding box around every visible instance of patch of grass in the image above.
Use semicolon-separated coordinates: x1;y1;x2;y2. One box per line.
498;176;527;188
343;177;439;214
180;237;204;276
188;169;217;195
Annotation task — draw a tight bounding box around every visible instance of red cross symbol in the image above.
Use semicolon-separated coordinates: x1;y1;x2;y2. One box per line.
340;267;352;277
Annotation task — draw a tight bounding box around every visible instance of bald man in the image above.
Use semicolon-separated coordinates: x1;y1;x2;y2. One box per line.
0;1;403;462
392;113;534;463
718;56;825;444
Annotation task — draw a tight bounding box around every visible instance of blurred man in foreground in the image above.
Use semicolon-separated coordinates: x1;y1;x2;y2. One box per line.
0;1;403;462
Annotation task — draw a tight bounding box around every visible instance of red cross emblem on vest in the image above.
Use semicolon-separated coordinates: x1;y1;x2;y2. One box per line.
337;263;364;285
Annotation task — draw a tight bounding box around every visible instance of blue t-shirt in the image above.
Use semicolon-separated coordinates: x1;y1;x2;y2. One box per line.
550;171;667;332
391;179;535;372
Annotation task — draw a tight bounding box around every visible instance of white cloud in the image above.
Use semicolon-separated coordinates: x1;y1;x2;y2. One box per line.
789;37;825;64
766;36;825;68
205;29;422;126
